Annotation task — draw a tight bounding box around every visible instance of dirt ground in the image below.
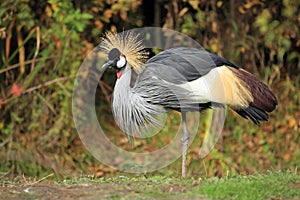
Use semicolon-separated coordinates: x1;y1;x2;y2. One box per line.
0;181;205;200
1;172;299;199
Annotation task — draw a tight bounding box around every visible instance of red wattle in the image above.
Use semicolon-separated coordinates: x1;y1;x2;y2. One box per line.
117;71;122;79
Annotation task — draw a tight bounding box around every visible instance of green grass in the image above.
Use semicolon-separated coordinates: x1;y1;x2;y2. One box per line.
1;171;299;199
197;171;300;200
65;171;300;200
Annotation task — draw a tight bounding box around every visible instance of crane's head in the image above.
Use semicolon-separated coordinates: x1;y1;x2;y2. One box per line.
100;31;148;74
102;48;127;70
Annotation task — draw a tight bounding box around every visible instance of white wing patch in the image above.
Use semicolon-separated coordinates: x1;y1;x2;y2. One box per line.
178;66;253;108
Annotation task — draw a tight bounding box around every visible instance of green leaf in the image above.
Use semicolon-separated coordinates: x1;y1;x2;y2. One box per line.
81;13;93;19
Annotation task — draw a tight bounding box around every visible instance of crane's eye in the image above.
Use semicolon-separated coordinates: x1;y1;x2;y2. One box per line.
116;55;126;68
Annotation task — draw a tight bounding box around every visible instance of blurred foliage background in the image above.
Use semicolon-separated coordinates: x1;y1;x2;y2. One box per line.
0;0;299;178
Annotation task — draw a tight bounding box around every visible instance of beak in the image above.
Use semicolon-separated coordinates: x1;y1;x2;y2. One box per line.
102;60;115;69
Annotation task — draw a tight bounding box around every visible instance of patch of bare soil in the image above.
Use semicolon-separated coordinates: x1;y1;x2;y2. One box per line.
0;181;205;200
0;182;136;200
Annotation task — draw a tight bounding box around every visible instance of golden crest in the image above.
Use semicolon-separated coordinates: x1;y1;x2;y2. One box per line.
100;31;149;73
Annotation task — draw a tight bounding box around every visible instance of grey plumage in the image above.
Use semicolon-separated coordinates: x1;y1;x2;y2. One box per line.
100;31;277;177
144;47;238;84
110;46;277;136
112;66;167;138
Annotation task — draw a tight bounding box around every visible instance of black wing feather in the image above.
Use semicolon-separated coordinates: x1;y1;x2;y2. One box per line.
235;106;269;124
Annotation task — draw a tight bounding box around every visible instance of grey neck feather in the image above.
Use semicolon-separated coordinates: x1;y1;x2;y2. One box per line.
112;65;166;137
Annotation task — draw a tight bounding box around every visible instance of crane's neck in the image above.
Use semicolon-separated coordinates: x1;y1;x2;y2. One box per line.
115;66;132;88
112;65;166;137
112;65;137;135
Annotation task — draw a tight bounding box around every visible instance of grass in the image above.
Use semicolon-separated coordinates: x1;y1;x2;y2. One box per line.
197;171;300;200
1;171;299;199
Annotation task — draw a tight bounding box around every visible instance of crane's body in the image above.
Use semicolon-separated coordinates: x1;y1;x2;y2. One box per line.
100;32;277;177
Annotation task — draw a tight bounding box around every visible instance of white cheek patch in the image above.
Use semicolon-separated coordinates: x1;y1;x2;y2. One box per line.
117;56;126;68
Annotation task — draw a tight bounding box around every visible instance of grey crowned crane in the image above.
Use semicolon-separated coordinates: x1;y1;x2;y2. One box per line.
100;32;277;177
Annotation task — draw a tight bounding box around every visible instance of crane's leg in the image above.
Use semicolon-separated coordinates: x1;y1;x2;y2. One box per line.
181;112;189;178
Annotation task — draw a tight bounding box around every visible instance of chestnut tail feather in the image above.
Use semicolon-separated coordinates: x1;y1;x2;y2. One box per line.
231;68;278;124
